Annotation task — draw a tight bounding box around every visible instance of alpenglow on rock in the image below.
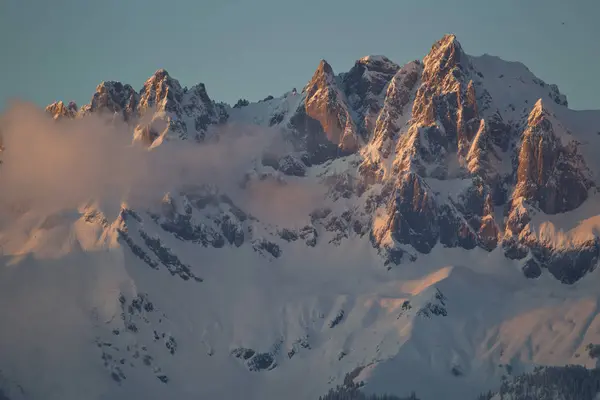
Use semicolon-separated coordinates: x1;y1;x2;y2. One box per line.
43;33;599;285
46;68;228;145
4;33;598;400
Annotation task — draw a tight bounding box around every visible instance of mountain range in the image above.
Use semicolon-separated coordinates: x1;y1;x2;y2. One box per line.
1;34;600;400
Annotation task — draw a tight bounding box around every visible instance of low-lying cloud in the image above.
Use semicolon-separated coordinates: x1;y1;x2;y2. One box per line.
0;101;325;226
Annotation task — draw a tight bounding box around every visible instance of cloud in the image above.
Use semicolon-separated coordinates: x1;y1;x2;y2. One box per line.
240;178;326;226
0;101;323;226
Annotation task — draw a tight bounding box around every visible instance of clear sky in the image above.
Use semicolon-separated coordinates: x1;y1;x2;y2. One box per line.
1;0;598;111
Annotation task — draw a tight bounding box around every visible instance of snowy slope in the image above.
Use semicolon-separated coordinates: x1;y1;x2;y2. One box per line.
4;205;600;400
2;34;600;400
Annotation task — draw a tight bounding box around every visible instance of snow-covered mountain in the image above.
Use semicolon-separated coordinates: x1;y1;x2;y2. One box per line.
2;34;600;400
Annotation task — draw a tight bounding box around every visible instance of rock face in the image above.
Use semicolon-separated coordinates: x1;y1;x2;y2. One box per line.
138;69;183;115
411;34;479;157
513;100;591;215
341;55;400;140
134;69;228;142
359;61;423;182
354;34;595;283
364;35;503;259
45;101;78;119
43;33;599;284
183;83;229;140
385;172;439;254
288;57;404;165
289;60;361;164
82;81;140;121
304;60;359;151
496;100;596;283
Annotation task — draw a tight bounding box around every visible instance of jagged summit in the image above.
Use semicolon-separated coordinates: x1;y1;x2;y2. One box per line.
528;98;550;124
352;55;399;76
139;69;175;91
436;33;459;46
38;33;599;282
295;57;360;161
429;33;465;55
317;59;333;72
358;55;391;63
45;100;77;119
84;81;139;119
8;33;600;400
342;55;400;141
188;82;208;93
421;34;469;90
511;98;592;215
354;55;400;76
151;68;170;80
307;59;336;88
42;66;228;143
139;69;183;110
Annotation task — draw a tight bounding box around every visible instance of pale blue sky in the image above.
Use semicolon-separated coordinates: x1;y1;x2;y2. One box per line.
0;0;598;110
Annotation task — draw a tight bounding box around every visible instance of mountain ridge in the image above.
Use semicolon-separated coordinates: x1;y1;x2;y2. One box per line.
1;34;600;400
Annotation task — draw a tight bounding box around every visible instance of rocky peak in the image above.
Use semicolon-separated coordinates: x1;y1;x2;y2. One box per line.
133;69;188;143
548;84;568;107
422;34;469;84
138;69;184;116
290;59;360;164
405;34;478;166
186;83;211;107
181;83;229;141
512;99;592;215
527;98;550;127
342;55;400;140
182;83;213;122
44;68;226;145
357;55;396;67
350;55;400;84
381;61;422;116
31;32;600;288
152;68;170;81
308;60;335;87
82;81;139;121
359;61;423;182
419;34;470;101
45;101;77;120
317;59;334;74
503;100;597;281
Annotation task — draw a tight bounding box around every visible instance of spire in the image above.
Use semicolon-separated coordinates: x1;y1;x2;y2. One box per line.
423;33;467;75
316;59;334;76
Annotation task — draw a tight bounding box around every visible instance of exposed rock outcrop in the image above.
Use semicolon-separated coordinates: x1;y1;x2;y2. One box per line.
39;33;600;286
45;101;78;119
341;55;400;140
47;68;227;144
82;81;139;121
289;60;360;164
512;100;591;215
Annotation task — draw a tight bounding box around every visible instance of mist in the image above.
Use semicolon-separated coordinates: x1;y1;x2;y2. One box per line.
0;101;330;400
0;101;325;226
